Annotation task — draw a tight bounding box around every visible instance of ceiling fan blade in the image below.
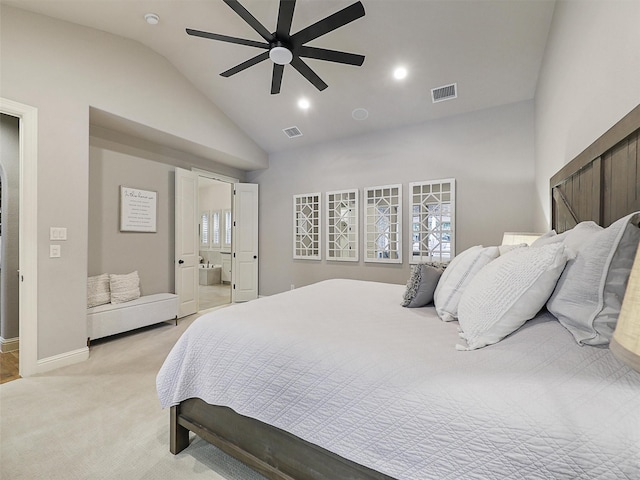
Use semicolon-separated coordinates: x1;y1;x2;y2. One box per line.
186;29;269;49
221;51;270;77
291;57;328;91
271;64;285;94
299;46;364;66
223;0;274;42
276;0;296;39
291;1;365;45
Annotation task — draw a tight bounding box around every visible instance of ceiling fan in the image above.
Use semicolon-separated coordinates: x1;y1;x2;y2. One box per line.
186;0;366;94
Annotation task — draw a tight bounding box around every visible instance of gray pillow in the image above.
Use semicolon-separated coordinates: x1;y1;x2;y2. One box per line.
547;212;640;345
402;263;445;308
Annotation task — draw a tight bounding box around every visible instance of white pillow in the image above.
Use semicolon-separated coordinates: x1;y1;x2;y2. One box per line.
547;212;640;345
87;273;110;308
110;271;141;304
433;245;500;322
457;243;571;350
530;229;560;248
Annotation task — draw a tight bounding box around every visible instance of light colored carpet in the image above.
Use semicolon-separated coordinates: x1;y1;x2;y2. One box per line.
0;308;267;480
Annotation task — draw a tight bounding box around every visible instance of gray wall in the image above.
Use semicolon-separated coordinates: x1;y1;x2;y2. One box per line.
88;145;175;295
249;101;536;296
533;0;640;230
89;132;245;297
0;5;265;360
0;113;20;342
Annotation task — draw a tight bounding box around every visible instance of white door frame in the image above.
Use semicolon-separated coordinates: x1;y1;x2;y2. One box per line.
0;97;39;377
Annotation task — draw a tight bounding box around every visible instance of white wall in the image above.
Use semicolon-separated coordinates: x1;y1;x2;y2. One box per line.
0;6;266;360
249;101;536;296
534;0;640;230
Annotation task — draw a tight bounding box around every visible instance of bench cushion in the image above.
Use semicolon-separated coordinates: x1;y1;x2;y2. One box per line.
88;293;178;341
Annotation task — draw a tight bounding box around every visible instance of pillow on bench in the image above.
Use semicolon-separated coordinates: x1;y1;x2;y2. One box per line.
87;273;110;308
110;271;141;304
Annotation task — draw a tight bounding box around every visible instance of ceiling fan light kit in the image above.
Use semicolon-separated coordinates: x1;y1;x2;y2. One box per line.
187;0;366;94
269;46;293;65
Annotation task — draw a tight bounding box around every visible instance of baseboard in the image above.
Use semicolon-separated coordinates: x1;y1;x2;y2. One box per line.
0;336;19;353
36;346;89;374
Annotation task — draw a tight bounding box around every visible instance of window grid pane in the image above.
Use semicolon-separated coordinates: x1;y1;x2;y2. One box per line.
293;193;321;260
326;190;358;262
410;179;455;264
364;185;402;263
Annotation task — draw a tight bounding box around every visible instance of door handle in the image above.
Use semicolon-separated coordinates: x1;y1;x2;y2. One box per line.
253;255;257;259
178;259;184;264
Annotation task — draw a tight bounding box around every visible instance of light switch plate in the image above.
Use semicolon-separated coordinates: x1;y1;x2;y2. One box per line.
50;245;61;258
50;227;67;241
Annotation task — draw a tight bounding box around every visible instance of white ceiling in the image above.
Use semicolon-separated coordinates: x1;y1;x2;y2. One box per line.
6;0;556;156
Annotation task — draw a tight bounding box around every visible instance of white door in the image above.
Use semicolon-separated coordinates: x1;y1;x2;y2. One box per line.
232;183;258;302
175;168;199;317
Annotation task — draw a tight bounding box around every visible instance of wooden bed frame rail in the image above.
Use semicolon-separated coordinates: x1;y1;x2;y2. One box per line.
171;399;395;480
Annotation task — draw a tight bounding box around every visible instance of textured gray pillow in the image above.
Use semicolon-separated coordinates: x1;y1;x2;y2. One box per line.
110;271;141;304
547;212;640;345
402;263;445;308
87;273;110;308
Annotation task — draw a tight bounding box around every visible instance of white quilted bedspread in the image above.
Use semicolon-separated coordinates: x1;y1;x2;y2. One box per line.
157;279;640;480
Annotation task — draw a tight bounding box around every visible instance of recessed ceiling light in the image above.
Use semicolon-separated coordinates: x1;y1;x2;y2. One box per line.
298;98;310;110
393;67;408;80
144;13;160;25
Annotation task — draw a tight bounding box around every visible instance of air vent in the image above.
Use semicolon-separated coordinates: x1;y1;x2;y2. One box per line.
431;83;457;103
283;126;303;138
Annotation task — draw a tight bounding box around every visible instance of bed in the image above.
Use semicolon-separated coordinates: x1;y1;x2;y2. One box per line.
157;105;640;480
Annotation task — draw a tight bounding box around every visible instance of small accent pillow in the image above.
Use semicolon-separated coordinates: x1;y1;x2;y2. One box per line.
457;243;571;350
433;245;500;322
87;273;110;308
547;212;640;345
110;271;141;304
402;263;445;308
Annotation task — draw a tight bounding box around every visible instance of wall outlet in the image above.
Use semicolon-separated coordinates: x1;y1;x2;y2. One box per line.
290;284;295;290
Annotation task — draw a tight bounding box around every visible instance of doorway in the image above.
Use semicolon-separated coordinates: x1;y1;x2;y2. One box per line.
0;113;20;382
0;98;38;379
198;176;232;311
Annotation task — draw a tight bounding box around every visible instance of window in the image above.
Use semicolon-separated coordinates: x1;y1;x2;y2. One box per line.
223;209;232;248
293;193;321;260
211;210;221;248
410;179;455;263
326;189;358;261
364;185;402;263
200;211;210;248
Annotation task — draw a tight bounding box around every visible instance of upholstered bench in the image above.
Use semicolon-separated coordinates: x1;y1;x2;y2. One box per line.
87;293;178;346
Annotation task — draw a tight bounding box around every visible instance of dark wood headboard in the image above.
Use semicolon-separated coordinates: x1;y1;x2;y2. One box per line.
550;104;640;233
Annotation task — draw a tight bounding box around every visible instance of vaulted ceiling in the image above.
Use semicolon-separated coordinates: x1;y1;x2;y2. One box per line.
6;0;556;155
